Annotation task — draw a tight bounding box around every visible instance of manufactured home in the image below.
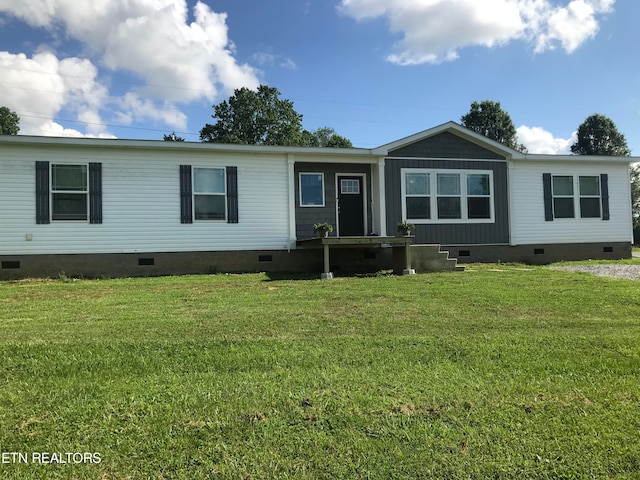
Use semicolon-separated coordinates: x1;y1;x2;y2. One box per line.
0;122;634;279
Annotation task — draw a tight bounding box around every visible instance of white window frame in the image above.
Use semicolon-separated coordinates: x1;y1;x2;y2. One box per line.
299;172;325;207
578;175;602;219
50;163;89;222
551;175;575;219
401;168;494;224
193;167;227;221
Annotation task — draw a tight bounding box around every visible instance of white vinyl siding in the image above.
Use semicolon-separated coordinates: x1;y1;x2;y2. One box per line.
510;161;632;245
0;146;291;254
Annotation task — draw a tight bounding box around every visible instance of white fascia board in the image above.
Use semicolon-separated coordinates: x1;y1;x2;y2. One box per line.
519;154;637;164
0;134;376;158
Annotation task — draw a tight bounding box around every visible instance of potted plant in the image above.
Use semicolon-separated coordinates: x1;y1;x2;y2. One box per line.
397;220;415;237
313;222;334;238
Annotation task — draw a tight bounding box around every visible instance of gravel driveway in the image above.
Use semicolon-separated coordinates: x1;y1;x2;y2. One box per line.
550;264;640;281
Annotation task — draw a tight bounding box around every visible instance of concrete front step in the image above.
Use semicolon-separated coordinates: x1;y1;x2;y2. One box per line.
396;244;464;273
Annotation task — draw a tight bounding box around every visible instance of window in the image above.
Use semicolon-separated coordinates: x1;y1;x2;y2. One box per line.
300;173;324;207
467;173;491;219
543;173;609;221
340;179;360;194
437;173;461;219
404;172;430;219
402;169;493;223
35;162;101;224
579;176;601;218
193;168;226;220
180;165;237;224
51;164;88;220
552;175;574;218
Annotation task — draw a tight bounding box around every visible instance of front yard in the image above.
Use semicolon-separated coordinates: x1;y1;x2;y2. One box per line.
1;263;639;479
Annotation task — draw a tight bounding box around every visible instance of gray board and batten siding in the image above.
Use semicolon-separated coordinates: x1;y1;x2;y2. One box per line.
385;132;510;245
294;162;373;239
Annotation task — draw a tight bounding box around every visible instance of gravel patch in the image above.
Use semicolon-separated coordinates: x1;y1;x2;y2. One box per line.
550;264;640;281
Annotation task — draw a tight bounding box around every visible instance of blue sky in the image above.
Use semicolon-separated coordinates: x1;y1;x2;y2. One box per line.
0;0;638;154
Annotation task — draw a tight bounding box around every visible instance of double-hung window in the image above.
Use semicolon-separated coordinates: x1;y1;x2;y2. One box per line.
401;169;494;223
467;173;492;219
552;176;575;218
193;168;226;220
404;172;430;219
51;164;89;220
579;176;601;218
437;173;462;219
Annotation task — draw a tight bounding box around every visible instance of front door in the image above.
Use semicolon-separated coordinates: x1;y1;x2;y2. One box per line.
337;175;365;236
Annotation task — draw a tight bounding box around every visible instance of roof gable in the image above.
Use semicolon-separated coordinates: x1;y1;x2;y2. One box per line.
374;121;517;159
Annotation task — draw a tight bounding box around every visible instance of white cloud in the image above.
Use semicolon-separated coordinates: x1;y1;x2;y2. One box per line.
339;0;615;65
117;93;187;130
517;125;576;154
251;52;298;70
0;51;111;137
0;0;260;136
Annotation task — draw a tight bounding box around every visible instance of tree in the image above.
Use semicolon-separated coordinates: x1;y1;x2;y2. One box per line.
0;106;20;135
163;131;185;142
570;114;631;156
200;85;304;146
301;127;353;148
200;85;352;148
460;100;526;152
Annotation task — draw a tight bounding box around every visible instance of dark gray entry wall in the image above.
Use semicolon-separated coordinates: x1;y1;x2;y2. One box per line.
385;132;510;245
294;163;372;239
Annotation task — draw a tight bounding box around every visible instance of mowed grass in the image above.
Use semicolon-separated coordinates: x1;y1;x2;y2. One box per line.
1;264;640;479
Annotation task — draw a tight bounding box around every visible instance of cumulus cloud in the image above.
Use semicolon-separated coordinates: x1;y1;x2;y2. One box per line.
0;0;260;136
517;125;576;154
0;51;112;137
339;0;615;65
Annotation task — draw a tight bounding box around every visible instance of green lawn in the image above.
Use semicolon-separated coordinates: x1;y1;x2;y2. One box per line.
1;264;640;479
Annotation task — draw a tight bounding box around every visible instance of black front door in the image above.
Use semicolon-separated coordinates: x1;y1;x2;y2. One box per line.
337;175;365;236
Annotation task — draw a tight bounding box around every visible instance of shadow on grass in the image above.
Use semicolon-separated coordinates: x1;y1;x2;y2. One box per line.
262;269;397;282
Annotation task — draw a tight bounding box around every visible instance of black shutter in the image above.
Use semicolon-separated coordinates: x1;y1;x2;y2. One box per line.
35;161;50;224
89;163;102;224
600;174;610;221
180;165;193;223
542;173;553;221
226;166;238;223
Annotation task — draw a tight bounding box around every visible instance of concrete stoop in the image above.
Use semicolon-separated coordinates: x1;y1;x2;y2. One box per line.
395;244;464;274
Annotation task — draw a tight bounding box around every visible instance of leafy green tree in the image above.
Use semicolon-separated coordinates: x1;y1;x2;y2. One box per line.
301;127;353;148
0;106;20;135
461;100;526;152
570;114;631;156
200;85;352;148
200;85;304;146
163;131;185;141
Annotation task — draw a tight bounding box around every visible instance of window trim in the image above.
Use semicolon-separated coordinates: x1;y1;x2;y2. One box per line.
50;163;89;222
551;175;575;219
299;172;325;207
192;167;227;222
401;168;494;224
578;175;601;219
